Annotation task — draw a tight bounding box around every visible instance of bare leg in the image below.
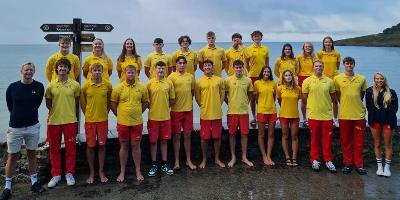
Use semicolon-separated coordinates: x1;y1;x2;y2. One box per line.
150;142;158;162
214;139;225;168
383;129;393;160
281;122;290;159
160;140;168;162
98;145;108;183
241;135;253;167
291;123;299;164
131;141;144;181
173;133;181;170
251;100;257;121
228;134;236;167
257;122;268;165
200;139;208;169
117;142;129;182
301;101;307;123
26;150;38;176
370;128;382;159
183;132;196;169
333;101;338;119
86;147;95;184
266;122;276;165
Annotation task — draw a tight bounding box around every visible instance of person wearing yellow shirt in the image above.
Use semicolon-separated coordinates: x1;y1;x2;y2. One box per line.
198;31;227;77
80;63;112;184
274;43;299;83
334;57;367;175
302;60;337;173
168;56;196;170
195;60;225;169
225;60;254;168
317;36;341;126
45;37;80;82
277;70;301;167
253;66;277;166
171;35;198;76
111;65;149;182
245;30;270;126
45;58;80;188
144;38;172;80
225;33;248;77
146;61;175;177
82;38;113;81
297;42;317;127
116;38;142;83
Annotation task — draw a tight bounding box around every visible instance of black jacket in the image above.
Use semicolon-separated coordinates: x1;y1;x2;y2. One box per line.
365;87;398;128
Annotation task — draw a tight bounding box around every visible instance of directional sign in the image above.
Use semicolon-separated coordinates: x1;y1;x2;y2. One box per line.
44;34;73;42
82;23;114;32
81;44;93;52
40;24;73;32
81;34;95;42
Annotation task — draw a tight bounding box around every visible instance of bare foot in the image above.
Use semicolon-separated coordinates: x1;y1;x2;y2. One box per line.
116;173;125;183
186;161;197;170
86;174;94;184
136;171;144;181
173;162;180;170
228;157;236;168
215;159;226;168
262;156;269;165
242;157;254;167
99;172;108;183
199;160;207;169
266;157;275;166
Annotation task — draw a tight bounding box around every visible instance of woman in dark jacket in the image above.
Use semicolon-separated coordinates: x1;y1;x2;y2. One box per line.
366;72;398;177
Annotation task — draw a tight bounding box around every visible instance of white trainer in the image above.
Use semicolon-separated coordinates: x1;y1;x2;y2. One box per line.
65;173;76;186
47;176;61;188
376;165;384;176
383;165;391;177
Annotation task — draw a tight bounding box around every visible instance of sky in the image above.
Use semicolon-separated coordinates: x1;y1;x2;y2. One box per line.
0;0;400;44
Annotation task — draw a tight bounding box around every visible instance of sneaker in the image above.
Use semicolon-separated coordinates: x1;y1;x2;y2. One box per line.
355;167;367;175
47;176;61;188
383;165;391;177
148;164;158;177
325;161;337;173
0;189;11;200
342;165;352;174
333;118;339;127
31;182;46;193
65;173;75;186
376;166;384;176
161;164;174;175
311;160;321;172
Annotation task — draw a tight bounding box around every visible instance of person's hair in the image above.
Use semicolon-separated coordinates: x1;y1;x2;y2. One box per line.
206;31;215;38
59;37;71;43
92;38;105;55
55;58;71;74
313;60;324;66
175;56;187;64
302;42;315;58
251;30;263;38
178;35;192;45
125;64;136;71
203;59;213;66
154;38;163;44
372;72;392;109
281;69;297;89
281;43;294;59
342;57;355;65
118;38;140;62
232;33;242;40
258;66;273;80
155;61;166;67
91;63;103;71
233;60;244;67
322;36;335;51
21;62;35;70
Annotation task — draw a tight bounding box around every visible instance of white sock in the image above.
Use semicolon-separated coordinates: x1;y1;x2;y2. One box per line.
5;177;12;190
385;160;392;168
30;173;38;185
377;158;383;168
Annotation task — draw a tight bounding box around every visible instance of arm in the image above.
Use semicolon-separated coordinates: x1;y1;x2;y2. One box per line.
194;82;201;106
80;90;87;114
6;85;12;112
273;59;280;78
82;59;89;79
107;90;112;112
45;98;52;111
360;91;365;102
302;93;308;106
74;57;81;81
45;57;54;82
219;81;225;105
116;60;122;78
145;66;151;78
110;101;118;116
335;91;341;103
392;90;398;113
330;92;337;105
107;57;113;76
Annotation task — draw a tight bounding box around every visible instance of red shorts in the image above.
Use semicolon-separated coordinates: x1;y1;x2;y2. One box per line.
250;77;258;85
370;123;393;132
257;113;277;123
147;120;171;143
298;76;309;87
171;111;193;134
85;121;108;148
227;114;249;135
200;119;222;140
117;124;143;142
279;117;300;126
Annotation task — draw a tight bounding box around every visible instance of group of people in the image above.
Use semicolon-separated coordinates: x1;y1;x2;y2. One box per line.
1;30;398;200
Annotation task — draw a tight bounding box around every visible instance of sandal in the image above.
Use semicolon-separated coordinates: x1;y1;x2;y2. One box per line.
285;158;292;166
303;120;309;128
250;120;257;127
291;159;299;167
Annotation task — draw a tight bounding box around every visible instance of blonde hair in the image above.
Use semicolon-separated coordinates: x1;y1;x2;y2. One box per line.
302;42;315;59
281;69;297;89
372;72;392;109
92;38;105;55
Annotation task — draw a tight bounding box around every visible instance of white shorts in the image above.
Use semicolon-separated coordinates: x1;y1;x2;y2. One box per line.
6;123;40;154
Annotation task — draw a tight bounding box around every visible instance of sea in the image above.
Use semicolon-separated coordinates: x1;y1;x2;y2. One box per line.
0;42;399;142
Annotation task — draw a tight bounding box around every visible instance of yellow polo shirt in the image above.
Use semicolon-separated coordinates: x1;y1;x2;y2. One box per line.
82;54;113;81
144;51;172;79
225;75;253;114
198;45;227;77
146;78;175;121
168;72;195;112
171;49;198;76
225;46;248;77
274;57;299;83
317;50;341;79
195;75;225;120
246;44;269;77
297;54;317;76
302;75;335;120
253;79;277;114
45;52;80;82
277;85;300;118
45;79;80;125
81;80;112;122
116;56;142;83
111;81;148;126
334;73;367;120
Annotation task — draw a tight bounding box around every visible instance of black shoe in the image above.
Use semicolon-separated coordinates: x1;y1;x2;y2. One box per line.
355;167;367;175
0;189;11;200
342;166;353;174
31;182;46;194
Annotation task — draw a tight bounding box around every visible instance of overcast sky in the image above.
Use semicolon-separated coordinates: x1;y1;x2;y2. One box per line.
1;0;399;44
